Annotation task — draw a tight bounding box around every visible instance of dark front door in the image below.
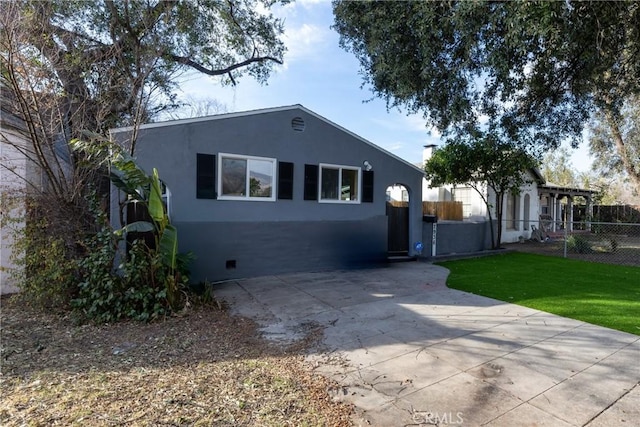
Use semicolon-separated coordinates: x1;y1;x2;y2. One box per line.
386;202;409;255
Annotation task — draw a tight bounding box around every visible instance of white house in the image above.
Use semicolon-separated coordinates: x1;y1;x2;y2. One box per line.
0;94;29;294
422;145;596;243
0;87;74;294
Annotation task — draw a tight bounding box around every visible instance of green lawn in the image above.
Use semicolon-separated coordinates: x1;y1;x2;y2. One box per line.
437;252;640;335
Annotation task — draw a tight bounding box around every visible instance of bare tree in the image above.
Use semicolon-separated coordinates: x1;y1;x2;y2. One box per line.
0;0;287;293
162;96;230;121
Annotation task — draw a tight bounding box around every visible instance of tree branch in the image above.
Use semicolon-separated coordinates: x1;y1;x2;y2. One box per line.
604;107;640;190
169;54;282;78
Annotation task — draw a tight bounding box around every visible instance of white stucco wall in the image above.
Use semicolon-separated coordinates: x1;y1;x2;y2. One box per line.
497;175;540;243
0;134;27;294
421;145;544;243
483;176;543;243
422;181;440;202
423;171;542;244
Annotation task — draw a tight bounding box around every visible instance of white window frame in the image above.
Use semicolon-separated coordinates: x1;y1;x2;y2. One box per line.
217;153;277;202
161;181;171;220
318;163;361;204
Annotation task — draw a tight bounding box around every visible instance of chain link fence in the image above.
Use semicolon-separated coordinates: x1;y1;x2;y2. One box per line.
506;221;640;267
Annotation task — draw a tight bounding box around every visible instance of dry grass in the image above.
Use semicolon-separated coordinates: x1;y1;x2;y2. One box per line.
0;296;353;426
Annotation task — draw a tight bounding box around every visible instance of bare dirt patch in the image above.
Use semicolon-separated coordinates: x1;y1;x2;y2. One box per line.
0;296;353;426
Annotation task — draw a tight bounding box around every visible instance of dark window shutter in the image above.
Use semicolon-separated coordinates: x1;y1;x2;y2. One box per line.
196;153;216;199
303;164;318;201
278;162;294;200
362;170;374;203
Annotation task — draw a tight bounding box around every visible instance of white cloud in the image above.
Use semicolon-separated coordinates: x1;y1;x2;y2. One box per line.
254;2;331;70
281;23;330;67
298;0;327;7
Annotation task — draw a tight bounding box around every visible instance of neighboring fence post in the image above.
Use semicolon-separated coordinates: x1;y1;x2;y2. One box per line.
563;224;568;258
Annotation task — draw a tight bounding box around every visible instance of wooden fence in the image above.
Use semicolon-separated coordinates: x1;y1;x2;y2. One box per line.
592;205;640;223
423;201;463;221
386;200;464;221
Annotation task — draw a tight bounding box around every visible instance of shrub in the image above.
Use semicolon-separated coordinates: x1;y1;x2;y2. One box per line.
566;235;593;254
7;199;79;311
6;140;193;323
71;197;186;323
73;235;169;323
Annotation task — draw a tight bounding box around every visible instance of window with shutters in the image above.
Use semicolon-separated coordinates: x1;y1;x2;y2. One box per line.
217;153;276;201
319;163;361;203
196;153;216;199
277;162;294;200
304;164;319;200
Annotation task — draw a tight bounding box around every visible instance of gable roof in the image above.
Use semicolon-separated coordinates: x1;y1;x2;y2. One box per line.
110;104;424;174
530;167;545;184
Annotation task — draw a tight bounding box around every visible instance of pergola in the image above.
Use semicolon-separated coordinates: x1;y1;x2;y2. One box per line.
538;184;597;232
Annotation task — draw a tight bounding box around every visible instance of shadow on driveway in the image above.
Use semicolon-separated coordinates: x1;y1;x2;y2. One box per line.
215;261;640;427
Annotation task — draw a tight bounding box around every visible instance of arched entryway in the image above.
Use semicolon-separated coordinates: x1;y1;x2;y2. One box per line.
386;184;410;255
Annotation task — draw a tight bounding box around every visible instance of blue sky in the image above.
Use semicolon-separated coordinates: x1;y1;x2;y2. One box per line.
179;0;593;172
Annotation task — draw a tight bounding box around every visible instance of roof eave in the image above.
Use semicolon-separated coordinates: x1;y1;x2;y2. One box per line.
111;104;425;175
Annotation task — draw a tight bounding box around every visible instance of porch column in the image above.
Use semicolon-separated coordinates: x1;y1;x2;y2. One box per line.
547;193;554;231
567;196;574;231
553;194;560;232
556;196;563;231
586;195;593;229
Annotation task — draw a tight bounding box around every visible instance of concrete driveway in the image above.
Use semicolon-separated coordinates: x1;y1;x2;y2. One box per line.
214;262;640;426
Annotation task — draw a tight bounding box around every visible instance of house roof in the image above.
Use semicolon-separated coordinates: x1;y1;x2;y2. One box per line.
0;85;29;135
110;104;425;174
539;182;597;197
530;167;545;184
533;164;595;197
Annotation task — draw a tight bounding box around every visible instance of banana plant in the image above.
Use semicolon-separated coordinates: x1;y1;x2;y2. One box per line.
109;151;181;306
70;138;186;311
112;163;178;269
149;168;178;272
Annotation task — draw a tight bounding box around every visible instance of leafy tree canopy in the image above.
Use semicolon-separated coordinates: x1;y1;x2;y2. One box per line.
1;0;287;202
333;1;640;153
540;146;579;187
424;135;537;248
2;0;287;141
0;0;288;316
588;94;640;187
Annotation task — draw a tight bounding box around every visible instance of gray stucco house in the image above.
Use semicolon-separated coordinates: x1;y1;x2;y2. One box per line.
111;105;424;283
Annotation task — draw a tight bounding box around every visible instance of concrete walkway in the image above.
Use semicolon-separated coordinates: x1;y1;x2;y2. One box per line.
214;262;640;426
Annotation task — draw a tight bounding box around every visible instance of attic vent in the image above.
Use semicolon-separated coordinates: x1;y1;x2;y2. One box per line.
291;117;305;132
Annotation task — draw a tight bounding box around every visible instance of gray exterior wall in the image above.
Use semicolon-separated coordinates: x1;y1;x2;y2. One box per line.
112;106;424;282
422;220;496;257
